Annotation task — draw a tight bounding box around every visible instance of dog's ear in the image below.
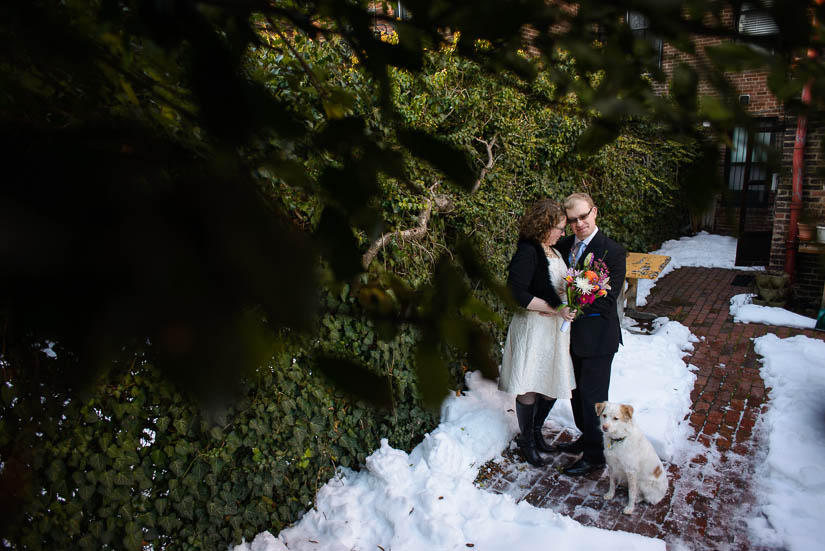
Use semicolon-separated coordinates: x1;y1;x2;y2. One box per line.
619;404;634;420
595;402;606;416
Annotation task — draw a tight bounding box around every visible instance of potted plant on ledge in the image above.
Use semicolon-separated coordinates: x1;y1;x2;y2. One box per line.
798;208;820;241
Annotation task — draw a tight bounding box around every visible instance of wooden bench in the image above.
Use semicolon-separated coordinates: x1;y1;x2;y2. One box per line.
621;252;671;321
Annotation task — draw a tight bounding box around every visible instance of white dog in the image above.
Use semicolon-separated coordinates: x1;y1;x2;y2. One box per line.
596;402;668;514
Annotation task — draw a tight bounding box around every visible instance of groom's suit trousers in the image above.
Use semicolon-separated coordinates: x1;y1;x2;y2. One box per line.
570;350;613;461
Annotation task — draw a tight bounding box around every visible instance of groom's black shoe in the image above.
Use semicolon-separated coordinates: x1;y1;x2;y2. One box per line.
562;456;605;477
553;438;584;454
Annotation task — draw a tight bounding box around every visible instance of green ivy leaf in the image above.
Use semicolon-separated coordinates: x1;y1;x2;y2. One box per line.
78;484;96;502
114;472;131;486
173;418;189;435
190;460;209;481
226;431;242;452
175;441;192;457
99;470;115;490
150;448;166;465
155;417;170;434
177;496;195;520
122;522;142;551
170;458;187;477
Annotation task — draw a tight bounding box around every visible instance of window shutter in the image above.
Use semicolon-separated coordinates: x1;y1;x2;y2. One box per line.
739;2;778;36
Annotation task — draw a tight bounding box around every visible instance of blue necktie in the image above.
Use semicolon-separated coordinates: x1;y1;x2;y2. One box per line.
569;241;584;266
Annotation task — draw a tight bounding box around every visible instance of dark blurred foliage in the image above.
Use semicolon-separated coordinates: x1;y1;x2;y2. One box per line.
2;0;825;539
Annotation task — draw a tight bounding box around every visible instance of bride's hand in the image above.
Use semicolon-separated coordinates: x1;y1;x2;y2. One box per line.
540;305;567;318
559;306;575;321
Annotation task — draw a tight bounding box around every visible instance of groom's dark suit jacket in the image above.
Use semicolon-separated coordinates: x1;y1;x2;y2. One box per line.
556;230;626;358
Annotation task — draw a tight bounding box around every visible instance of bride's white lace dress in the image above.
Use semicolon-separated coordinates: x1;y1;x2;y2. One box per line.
498;248;575;398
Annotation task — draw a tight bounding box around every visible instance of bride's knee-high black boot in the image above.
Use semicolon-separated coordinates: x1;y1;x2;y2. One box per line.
533;396;556;453
516;401;546;467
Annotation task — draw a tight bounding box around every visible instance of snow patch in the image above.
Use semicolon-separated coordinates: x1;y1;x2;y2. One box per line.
730;293;816;329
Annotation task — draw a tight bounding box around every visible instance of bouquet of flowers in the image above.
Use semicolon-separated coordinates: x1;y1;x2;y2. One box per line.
560;252;611;332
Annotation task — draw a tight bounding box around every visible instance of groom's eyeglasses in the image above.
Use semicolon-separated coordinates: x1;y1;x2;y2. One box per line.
567;206;594;225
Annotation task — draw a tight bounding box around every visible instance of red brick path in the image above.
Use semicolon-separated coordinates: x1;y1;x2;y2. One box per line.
476;267;824;550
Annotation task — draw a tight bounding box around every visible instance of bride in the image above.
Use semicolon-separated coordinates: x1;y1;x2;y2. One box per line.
499;198;575;466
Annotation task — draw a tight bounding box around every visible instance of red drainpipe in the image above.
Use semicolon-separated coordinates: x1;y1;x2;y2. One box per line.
785;50;816;281
786;2;822;279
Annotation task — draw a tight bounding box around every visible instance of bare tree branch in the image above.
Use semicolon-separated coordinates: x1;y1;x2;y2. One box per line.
362;132;499;270
470;134;498;194
362;183;454;269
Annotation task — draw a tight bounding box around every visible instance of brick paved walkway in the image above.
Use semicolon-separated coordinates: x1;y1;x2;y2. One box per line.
476;267;824;550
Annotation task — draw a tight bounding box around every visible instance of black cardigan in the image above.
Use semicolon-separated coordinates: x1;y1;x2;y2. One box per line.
507;239;562;310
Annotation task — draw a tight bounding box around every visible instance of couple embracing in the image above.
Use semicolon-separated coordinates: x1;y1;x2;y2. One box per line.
499;192;626;476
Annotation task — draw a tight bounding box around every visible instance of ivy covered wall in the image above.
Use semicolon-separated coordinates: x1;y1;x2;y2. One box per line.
2;34;699;551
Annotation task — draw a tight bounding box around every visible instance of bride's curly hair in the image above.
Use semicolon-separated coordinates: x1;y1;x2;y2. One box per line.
518;199;565;243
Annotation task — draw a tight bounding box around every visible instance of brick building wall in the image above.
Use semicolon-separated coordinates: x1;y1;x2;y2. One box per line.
770;113;825;310
713;204;774;233
649;5;824;307
653;8;783;117
654;7;784;239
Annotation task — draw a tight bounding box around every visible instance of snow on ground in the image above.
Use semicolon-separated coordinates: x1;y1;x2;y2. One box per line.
610;319;698;460
729;293;817;330
748;334;825;551
232;232;823;551
545;318;697;461
636;231;763;307
233;319;698;551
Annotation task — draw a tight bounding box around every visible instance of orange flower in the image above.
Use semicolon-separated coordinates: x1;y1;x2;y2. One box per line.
584;270;599;283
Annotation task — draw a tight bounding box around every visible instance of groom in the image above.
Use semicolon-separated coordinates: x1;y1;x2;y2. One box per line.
554;192;626;476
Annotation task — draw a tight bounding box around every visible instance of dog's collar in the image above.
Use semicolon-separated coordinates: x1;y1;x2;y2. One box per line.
607;436;626;449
